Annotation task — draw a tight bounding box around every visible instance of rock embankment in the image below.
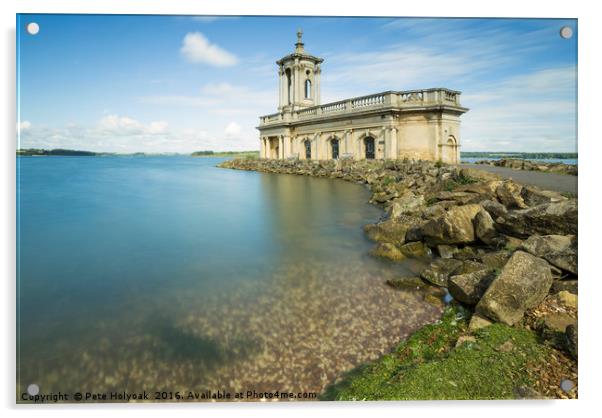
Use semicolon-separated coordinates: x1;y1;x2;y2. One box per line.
220;158;578;364
475;158;577;176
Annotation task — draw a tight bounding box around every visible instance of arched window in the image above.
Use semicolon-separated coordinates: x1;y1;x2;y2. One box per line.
364;137;375;159
304;140;311;160
305;79;312;99
331;139;339;159
285;68;292;104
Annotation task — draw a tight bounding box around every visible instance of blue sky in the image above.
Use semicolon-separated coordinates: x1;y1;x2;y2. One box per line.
17;15;577;153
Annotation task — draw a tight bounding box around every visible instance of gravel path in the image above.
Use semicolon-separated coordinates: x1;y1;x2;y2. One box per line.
460;163;577;195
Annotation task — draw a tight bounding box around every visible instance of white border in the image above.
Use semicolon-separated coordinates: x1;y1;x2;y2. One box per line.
2;1;600;417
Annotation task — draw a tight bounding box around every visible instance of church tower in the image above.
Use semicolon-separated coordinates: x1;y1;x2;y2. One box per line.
276;30;323;112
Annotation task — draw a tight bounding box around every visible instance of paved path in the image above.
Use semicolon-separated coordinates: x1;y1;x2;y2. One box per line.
460;163;577;195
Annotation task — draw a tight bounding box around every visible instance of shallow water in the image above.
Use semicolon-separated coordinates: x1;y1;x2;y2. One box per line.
17;156;440;401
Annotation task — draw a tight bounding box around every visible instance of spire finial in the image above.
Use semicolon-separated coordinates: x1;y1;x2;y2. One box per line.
295;28;304;52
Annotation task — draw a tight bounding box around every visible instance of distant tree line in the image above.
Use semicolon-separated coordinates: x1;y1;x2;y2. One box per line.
461;152;577;159
17;148;102;156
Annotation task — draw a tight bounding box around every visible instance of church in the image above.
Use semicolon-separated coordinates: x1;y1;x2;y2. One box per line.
257;31;469;164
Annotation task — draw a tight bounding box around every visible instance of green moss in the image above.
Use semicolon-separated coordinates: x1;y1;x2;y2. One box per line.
321;305;549;400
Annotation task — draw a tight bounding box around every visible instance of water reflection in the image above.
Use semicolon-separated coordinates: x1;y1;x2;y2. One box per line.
17;157;441;401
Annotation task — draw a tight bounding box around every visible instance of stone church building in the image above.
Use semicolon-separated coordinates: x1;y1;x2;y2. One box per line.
258;31;468;163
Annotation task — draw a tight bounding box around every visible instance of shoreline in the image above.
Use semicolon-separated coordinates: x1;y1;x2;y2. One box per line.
219;158;578;400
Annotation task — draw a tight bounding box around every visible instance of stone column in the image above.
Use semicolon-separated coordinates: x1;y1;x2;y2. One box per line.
390;127;398;160
259;137;264;159
315;65;321;105
278;68;284;110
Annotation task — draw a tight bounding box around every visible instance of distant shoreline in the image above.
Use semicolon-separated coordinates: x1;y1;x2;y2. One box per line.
16;148;578;162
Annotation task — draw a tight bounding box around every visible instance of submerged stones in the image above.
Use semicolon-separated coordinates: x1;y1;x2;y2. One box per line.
476;251;553;325
220;158;578;362
420;258;463;287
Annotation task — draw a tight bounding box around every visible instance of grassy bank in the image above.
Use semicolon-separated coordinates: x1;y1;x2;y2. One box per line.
322;305;570;400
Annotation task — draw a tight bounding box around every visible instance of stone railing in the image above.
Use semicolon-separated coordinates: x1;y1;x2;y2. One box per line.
260;88;463;126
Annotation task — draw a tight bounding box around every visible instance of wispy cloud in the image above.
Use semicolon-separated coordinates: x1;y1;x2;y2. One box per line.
180;32;238;67
18;114;258;153
140;82;276;116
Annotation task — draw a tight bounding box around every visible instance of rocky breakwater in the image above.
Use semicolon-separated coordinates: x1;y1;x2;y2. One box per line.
476;158;577;176
220;158;578;397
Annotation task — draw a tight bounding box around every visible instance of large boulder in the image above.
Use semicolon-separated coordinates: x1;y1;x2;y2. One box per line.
519;234;577;274
388;193;425;218
363;219;409;246
420;258;463;286
418;204;483;245
521;185;568;207
496;181;528;209
476;251;553;325
495;200;578;238
473;209;500;245
448;269;496;305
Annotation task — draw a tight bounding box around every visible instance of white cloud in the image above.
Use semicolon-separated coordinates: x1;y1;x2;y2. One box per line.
224;122;242;137
18;114;258;154
180;32;238;67
18;120;31;133
97;114;169;136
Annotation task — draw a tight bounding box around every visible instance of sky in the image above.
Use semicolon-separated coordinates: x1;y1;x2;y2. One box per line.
16;15;577;153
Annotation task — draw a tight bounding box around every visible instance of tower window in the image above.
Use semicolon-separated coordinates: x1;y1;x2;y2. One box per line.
305;79;312;99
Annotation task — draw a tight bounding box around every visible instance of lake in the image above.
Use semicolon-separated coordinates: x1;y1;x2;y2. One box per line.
16;156;440;400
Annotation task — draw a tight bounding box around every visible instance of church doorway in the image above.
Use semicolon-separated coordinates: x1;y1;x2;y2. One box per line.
364;137;375;159
331;139;339;159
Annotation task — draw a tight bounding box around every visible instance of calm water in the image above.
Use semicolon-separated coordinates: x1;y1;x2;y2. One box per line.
17;156;440;401
461;157;577;164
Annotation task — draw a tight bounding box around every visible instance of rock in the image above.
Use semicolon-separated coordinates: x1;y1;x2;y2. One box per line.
557;291;578;309
369;243;405;262
538;312;577;347
476;251;553;325
459;167;501;182
386;276;429;290
420;258;463;287
455;180;502;196
455;335;476;347
468;313;493;331
388;194;425;218
481;199;508;219
448;270;496;305
423;293;445;308
419;204;483;245
452;246;481;261
437;244;458;259
457;260;489;274
422;204;447;219
481;250;511;270
502;235;523;251
496;181;528;209
363;220;408;246
551;279;578;294
473;209;500;245
565;323;578;360
521;185;568;207
519;234;577;274
400;241;429;258
434;191;482;205
496;200;578;238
